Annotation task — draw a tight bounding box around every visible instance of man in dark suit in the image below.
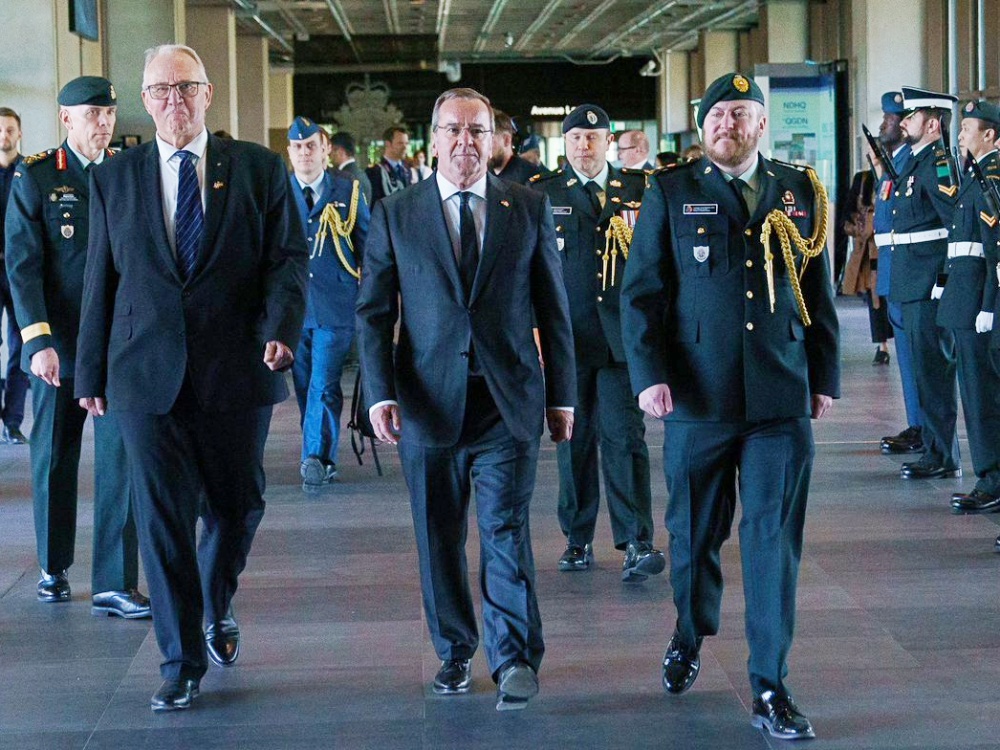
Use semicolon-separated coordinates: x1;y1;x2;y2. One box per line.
531;105;662;582
621;73;839;740
286;116;370;490
365;125;411;203
75;45;307;712
890;87;961;480
357;87;575;712
941;101;1000;513
329;131;373;206
616;130;654;171
489;109;541;185
6;77;149;620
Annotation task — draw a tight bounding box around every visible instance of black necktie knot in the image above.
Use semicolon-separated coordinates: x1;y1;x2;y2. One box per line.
303;186;315;210
730;177;749;220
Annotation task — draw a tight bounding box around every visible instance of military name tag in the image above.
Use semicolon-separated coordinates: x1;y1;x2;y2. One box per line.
552;206;573;215
557;238;565;251
60;225;74;239
59;193;79;203
683;204;717;215
693;245;709;262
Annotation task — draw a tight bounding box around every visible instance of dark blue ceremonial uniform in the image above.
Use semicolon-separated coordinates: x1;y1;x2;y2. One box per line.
531;164;654;552
497;154;541;185
366;158;410;204
888;143;960;471
5;143;138;592
290;169;370;468
0;154;29;436
621;154;840;697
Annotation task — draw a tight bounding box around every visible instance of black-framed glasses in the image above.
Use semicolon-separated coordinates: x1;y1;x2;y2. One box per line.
617;145;637;152
144;81;208;100
434;125;493;141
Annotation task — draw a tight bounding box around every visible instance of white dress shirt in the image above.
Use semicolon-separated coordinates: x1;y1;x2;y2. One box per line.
295;171;325;205
66;141;106;171
155;129;209;255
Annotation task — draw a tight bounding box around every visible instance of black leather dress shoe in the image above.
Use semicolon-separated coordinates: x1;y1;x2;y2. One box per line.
37;570;70;602
950;488;1000;514
205;608;240;667
872;348;890;366
621;541;666;582
150;678;200;712
495;660;538;711
900;460;962;479
661;633;701;694
433;658;472;694
557;543;593;571
751;690;815;740
300;456;337;491
880;426;923;455
1;425;28;444
92;589;152;619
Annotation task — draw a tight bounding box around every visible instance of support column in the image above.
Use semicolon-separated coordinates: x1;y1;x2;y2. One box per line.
186;4;238;137
269;69;294;152
702;31;738;87
104;0;186;145
765;0;809;63
236;35;269;146
660;50;690;135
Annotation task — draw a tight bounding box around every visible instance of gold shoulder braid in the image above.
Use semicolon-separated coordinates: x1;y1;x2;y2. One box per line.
758;167;829;326
602;215;633;291
314;180;361;279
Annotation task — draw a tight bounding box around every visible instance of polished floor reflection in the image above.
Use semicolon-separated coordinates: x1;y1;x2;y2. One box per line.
1;298;999;749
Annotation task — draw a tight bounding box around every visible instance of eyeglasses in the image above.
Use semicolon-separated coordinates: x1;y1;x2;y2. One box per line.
434;125;493;141
617;145;637;152
144;81;208;100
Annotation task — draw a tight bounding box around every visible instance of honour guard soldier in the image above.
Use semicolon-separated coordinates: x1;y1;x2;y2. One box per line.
871;92;923;455
5;76;150;618
366;125;411;204
286;116;370;490
621;73;839;739
892;87;962;480
530;104;663;582
945;101;1000;513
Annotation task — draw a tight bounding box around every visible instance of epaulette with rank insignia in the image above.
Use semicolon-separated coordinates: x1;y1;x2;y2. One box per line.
105;148;116;159
22;149;56;167
770;157;812;173
529;169;562;184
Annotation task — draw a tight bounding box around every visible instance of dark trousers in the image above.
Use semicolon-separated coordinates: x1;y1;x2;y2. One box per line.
117;381;271;681
398;378;544;677
865;293;892;344
292;325;354;464
0;273;27;428
888;301;923;429
954;329;1000;488
662;418;813;697
29;375;137;591
901;299;959;467
556;362;652;549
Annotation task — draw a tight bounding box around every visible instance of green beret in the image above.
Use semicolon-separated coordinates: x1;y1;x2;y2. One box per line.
562;104;610;133
961;99;1000;128
58;76;117;107
697;73;764;128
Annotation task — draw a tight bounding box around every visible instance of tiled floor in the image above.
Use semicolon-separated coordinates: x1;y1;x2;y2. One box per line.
2;298;1000;748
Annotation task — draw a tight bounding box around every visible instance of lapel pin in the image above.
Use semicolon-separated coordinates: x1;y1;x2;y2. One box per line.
609;179;622;188
566;178;578;187
213;181;224;189
704;167;712;174
500;199;510;207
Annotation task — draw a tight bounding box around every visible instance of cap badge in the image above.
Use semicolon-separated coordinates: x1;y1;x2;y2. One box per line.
109;84;116;101
586;110;598;125
894;94;902;104
733;75;750;94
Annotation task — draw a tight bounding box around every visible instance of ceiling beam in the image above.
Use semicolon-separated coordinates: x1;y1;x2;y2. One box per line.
473;0;510;54
554;0;619;51
437;0;453;53
588;0;683;55
513;0;564;52
659;1;759;52
231;0;294;53
322;0;362;62
274;0;310;37
383;0;401;34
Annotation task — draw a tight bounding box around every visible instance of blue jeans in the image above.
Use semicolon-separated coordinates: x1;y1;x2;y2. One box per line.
292;327;354;464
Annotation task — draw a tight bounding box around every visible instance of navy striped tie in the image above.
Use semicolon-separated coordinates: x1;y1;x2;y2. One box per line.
175;150;203;280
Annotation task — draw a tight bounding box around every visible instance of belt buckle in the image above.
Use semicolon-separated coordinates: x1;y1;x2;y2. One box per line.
890;230;898;247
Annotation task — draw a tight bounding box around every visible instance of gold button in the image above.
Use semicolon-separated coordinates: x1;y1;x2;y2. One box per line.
746;259;753;268
744;229;752;236
746;322;754;331
895;191;900;197
892;210;896;214
697;227;705;234
597;296;603;302
63;212;70;218
556;225;562;232
597;273;602;279
746;290;753;299
596;250;601;255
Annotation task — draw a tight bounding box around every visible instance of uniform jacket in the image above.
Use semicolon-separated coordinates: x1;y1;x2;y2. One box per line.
365;158;409;204
5;142;106;375
356;173;576;447
336;160;372;206
873;144;911;297
497;154;542;185
530;164;646;365
621;154;840;422
937;150;1000;329
74;134;308;414
888;143;958;303
290;169;370;330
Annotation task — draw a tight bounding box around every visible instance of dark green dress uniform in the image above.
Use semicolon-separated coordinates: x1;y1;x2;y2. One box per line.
531;163;654;553
888;99;961;475
621;151;840;697
5;142;138;593
937;143;1000;496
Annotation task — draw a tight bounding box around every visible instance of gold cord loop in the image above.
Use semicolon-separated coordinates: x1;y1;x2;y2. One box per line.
601;215;634;291
313;180;362;280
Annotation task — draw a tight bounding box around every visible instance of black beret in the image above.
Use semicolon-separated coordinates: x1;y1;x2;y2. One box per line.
696;73;764;128
562;104;610;133
58;76;117;107
961;99;1000;128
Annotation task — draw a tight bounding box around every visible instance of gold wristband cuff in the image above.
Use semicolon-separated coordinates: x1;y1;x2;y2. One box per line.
21;322;52;343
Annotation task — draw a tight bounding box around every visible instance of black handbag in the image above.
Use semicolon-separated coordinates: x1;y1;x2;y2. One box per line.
347;367;383;476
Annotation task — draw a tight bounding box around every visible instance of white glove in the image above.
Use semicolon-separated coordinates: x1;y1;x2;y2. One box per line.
976;311;994;333
930;285;945;300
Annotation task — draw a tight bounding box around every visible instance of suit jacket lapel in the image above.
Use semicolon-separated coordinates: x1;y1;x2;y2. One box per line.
139;143;182;283
197;135;232;273
420;179;464;298
470;175;512;304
